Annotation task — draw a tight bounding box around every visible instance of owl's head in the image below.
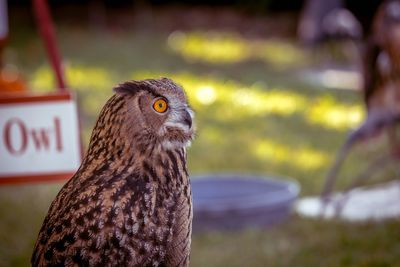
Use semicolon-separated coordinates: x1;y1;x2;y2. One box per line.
112;78;195;150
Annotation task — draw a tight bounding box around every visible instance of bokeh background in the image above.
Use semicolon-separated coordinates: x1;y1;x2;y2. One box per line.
1;0;400;266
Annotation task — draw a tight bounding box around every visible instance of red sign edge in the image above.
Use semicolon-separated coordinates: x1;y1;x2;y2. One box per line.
0;91;72;105
0;172;73;185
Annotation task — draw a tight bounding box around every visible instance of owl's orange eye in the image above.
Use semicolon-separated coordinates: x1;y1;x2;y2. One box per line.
153;98;168;113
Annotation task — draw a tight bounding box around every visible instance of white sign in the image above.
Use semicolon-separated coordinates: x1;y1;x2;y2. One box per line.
0;93;81;184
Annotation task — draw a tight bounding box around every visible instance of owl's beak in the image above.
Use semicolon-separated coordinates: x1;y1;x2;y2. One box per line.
182;109;193;129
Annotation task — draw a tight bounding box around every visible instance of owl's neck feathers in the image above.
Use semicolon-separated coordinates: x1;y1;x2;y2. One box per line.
77;94;189;185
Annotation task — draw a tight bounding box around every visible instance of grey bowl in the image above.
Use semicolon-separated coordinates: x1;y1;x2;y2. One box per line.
191;174;300;232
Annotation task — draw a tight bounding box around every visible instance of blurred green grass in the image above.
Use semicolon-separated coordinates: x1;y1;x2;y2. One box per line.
1;18;399;267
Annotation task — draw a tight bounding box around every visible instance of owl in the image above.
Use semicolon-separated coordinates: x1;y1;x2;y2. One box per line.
31;78;195;267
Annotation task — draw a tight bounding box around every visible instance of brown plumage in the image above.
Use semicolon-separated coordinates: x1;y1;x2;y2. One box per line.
364;0;400;113
31;78;195;266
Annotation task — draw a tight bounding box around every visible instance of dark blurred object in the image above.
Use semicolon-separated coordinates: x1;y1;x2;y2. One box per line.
298;0;362;44
321;8;362;40
298;0;382;44
192;174;299;232
0;0;26;94
7;0;383;18
299;0;400;138
298;0;343;43
364;0;400;113
0;0;7;57
88;0;107;30
321;0;400;216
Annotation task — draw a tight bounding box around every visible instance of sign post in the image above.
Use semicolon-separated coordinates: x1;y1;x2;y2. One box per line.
0;0;82;184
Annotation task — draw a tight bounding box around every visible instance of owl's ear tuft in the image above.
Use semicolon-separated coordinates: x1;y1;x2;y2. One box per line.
114;81;142;95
